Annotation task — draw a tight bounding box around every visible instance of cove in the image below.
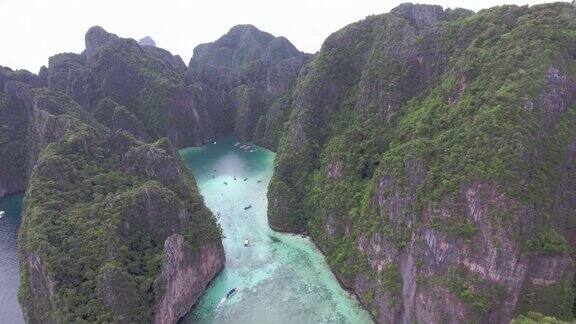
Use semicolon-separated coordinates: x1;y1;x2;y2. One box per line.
180;136;373;323
0;193;24;323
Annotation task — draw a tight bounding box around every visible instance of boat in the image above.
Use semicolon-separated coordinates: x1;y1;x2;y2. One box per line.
224;181;228;185
0;211;4;219
234;142;240;147
244;239;249;247
249;149;257;153
244;205;252;210
257;180;262;183
226;288;237;299
243;178;248;181
214;141;217;145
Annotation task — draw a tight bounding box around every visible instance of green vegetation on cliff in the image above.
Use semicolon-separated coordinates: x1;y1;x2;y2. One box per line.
513;311;572;324
0;66;45;196
15;88;221;322
270;3;576;322
0;92;28;195
187;24;310;149
47;26;220;148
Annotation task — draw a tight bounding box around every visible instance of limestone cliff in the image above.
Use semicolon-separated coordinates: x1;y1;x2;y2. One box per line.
1;76;224;323
0;66;46;198
47;26;218;148
269;3;576;322
154;235;224;323
187;25;311;149
2;3;575;323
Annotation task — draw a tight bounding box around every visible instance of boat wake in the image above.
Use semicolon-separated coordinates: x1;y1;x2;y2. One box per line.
213;297;227;317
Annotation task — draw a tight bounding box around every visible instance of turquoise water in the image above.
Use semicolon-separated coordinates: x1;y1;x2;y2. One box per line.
180;137;373;324
0;194;24;323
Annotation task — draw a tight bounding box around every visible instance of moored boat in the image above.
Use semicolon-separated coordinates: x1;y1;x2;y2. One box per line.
226;288;237;299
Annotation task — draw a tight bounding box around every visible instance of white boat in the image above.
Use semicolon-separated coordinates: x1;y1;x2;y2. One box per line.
226;288;237;299
214;141;217;144
244;239;249;247
234;142;240;147
0;211;5;219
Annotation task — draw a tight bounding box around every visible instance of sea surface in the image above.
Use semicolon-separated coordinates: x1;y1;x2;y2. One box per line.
180;136;373;324
0;193;24;323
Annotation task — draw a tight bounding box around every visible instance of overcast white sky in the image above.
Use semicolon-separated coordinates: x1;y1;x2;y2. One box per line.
0;0;566;72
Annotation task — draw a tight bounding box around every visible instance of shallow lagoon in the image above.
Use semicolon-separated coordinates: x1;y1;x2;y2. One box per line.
180;137;372;324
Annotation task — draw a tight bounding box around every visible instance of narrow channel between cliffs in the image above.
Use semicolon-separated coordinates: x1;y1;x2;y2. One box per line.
180;136;373;323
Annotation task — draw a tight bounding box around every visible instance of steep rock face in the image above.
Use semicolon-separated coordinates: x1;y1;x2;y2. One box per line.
154;235;224;323
0;67;53;198
86;26;119;62
93;97;151;142
15;87;224;323
47;53;86;92
0;28;227;323
142;46;187;75
47;26;218;148
0;86;29;197
187;25;310;149
270;3;576;322
0;66;45;90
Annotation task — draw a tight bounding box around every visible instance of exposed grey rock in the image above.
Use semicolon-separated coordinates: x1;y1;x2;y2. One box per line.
187;24;310;148
154;234;225;324
85;26;118;62
138;36;156;47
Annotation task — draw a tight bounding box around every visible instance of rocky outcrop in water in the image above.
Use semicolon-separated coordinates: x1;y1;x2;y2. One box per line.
269;3;576;322
187;24;311;149
0;62;224;322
